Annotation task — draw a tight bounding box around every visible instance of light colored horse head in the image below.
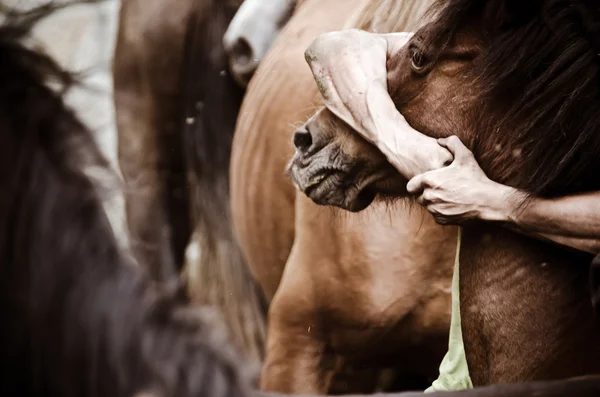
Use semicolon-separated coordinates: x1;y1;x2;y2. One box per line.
223;0;297;87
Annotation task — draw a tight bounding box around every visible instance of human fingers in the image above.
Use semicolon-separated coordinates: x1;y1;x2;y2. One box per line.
438;135;474;165
416;188;441;206
406;173;434;194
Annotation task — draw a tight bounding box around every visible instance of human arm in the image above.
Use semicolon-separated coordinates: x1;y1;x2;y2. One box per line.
506;194;600;255
305;30;600;254
407;136;600;255
304;29;452;179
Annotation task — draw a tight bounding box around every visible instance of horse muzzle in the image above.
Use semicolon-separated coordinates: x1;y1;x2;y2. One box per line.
288;142;379;213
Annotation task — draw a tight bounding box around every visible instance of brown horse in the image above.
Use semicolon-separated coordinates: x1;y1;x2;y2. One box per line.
231;0;457;394
113;0;266;364
4;4;599;397
291;0;600;389
0;7;251;395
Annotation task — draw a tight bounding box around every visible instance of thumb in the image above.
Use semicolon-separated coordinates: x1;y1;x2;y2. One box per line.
406;173;429;194
438;136;473;164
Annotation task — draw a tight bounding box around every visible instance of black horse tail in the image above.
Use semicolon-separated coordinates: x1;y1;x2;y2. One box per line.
179;0;267;367
0;8;251;396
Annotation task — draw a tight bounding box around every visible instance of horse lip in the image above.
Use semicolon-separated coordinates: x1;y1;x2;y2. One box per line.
302;169;337;196
287;153;382;212
295;168;381;212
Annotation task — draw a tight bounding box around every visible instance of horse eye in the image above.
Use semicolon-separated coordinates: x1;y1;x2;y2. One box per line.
410;49;429;73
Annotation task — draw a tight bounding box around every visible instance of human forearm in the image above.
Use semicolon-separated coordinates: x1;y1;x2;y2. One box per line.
406;136;600;255
496;188;600;254
366;94;452;178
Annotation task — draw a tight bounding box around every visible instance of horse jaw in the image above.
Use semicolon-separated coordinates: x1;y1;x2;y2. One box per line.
287;147;401;213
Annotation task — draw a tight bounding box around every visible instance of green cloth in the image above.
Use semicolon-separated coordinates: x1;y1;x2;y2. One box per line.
425;227;473;392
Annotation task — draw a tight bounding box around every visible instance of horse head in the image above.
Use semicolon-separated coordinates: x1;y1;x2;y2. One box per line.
223;0;298;87
290;0;600;212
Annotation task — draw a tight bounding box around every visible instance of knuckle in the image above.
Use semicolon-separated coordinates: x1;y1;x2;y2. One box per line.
422;175;434;186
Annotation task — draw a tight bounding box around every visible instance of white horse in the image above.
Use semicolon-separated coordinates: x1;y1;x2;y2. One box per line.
223;0;297;86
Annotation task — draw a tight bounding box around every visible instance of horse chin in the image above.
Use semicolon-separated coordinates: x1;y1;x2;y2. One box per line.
307;175;377;212
345;187;378;212
289;163;381;212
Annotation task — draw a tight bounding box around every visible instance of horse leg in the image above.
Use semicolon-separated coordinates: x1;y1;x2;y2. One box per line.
261;319;332;393
260;243;333;394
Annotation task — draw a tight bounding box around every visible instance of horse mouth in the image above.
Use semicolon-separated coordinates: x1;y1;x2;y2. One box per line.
290;167;380;212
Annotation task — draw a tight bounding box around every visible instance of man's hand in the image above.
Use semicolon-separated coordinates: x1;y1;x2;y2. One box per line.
407;136;519;225
304;29;408;144
305;30;452;178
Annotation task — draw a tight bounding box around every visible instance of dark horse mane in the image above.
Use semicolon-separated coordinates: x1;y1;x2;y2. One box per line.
0;7;249;397
419;0;600;198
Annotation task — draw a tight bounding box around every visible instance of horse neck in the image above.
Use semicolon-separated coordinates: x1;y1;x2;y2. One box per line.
459;224;600;385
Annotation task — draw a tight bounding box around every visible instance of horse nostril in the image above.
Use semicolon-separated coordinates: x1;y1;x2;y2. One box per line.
293;126;313;152
229;37;254;66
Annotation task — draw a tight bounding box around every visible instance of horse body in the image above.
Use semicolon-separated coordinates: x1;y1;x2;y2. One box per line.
231;0;348;303
114;0;266;364
461;226;600;384
2;2;599;396
232;0;457;393
266;196;455;393
294;0;600;389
